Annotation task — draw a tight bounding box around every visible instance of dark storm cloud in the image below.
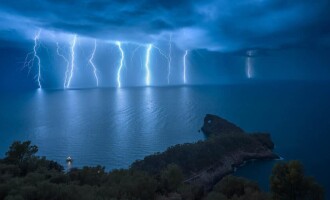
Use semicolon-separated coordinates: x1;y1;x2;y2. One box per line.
0;0;329;51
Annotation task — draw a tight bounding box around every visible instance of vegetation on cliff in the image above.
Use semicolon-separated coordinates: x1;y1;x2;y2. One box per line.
131;114;278;190
131;132;277;176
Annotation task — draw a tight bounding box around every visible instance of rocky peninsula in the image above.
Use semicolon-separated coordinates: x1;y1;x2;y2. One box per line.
132;114;279;191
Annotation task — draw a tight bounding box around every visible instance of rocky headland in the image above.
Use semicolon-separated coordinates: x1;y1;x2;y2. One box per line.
132;114;279;191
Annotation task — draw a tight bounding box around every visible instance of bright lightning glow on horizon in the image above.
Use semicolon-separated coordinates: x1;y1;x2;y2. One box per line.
67;35;77;88
183;50;188;84
89;40;99;87
56;42;70;88
145;44;152;86
116;41;124;88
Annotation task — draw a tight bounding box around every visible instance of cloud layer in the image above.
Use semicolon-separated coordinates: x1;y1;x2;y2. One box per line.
0;0;329;51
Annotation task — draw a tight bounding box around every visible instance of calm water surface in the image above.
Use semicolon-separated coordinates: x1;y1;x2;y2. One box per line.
0;81;329;193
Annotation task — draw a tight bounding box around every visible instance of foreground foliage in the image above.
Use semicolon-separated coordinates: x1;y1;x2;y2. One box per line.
206;176;270;200
270;161;324;200
0;141;324;200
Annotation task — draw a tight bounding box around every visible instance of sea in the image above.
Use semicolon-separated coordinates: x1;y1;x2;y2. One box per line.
0;81;329;195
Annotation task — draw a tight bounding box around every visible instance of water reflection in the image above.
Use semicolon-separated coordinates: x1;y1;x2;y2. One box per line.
27;87;205;169
246;57;253;79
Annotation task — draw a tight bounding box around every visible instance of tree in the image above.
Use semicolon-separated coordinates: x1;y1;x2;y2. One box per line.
4;141;38;165
160;164;184;193
207;175;270;200
270;160;324;200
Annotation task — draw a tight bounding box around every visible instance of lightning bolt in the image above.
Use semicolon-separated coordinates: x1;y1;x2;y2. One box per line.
23;30;42;88
153;45;172;84
116;41;124;88
89;40;99;87
67;35;77;88
167;34;172;85
34;31;42;88
23;52;35;76
145;43;170;86
246;56;252;79
153;46;168;59
56;42;70;88
145;44;152;86
183;50;188;84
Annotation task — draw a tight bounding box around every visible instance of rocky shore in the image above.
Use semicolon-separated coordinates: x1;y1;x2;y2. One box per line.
184;150;278;191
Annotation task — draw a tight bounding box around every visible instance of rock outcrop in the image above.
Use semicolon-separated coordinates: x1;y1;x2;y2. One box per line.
186;114;278;191
201;114;244;136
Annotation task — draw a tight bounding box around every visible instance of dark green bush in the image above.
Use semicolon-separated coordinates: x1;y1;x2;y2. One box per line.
270;160;324;200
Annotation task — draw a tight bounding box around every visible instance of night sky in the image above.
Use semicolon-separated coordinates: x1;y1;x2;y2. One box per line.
1;0;330;89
